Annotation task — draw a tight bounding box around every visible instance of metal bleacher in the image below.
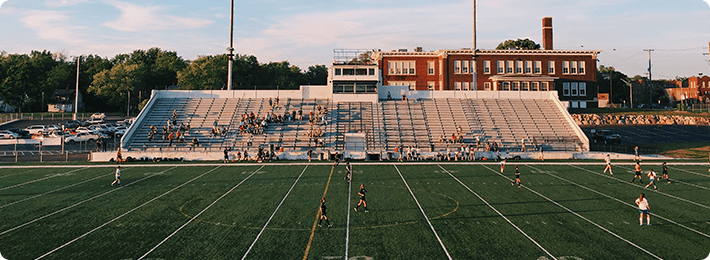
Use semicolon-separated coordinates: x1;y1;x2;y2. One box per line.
462;98;582;151
124;95;584;154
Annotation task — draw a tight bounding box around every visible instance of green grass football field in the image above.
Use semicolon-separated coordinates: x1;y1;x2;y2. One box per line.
1;161;709;260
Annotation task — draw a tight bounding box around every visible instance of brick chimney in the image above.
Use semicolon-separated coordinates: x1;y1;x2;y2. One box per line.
542;17;553;50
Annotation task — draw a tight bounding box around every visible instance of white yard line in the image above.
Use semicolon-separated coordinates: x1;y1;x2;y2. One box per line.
529;164;710;239
240;165;308;260
1;171;111;209
0;166;177;237
344;168;353;260
0;167;88;191
393;165;452;260
36;166;221;260
481;165;663;260
617;165;710;192
571;165;710;210
437;164;557;260
0;168;40;180
138;165;264;260
669;166;710;178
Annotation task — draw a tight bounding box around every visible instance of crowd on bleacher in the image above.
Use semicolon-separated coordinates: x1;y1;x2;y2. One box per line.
146;110;196;147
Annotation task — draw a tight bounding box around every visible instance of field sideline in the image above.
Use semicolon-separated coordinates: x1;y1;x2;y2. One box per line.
1;161;709;260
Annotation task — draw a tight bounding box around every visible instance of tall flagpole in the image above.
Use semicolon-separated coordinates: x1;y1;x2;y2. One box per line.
226;0;235;90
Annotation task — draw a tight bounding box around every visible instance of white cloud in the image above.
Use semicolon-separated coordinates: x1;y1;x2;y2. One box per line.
44;0;90;8
20;10;85;44
103;1;213;32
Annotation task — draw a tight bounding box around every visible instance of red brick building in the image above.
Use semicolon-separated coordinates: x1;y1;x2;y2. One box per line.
370;17;602;108
667;75;710;104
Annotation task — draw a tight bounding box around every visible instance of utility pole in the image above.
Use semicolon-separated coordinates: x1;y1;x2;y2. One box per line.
643;49;654;106
226;0;235;90
74;56;80;121
609;67;613;106
471;0;477;90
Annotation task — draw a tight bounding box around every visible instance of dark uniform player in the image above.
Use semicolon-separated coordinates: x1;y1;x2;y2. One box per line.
345;162;352;183
660;162;670;183
354;184;369;212
632;162;644;184
318;197;332;227
511;165;521;188
332;151;340;167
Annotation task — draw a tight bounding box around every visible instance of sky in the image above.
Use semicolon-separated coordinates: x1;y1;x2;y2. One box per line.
1;0;709;80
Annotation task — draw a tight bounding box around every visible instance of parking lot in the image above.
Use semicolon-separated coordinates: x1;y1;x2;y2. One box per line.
0;114;131;162
582;125;710;145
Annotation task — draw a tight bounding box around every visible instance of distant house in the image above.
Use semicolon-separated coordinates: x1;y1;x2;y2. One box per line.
48;89;83;112
666;76;710;105
0;99;14;113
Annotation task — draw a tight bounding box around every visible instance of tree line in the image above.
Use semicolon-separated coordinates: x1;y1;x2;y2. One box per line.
0;48;328;113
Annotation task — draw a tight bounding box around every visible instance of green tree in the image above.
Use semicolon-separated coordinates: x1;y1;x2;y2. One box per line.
597;65;631;104
303;65;328;85
496;39;540;50
0;54;33;112
177;54;229;90
89;63;145;108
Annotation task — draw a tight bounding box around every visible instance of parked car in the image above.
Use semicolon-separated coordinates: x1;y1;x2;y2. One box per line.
44;130;65;138
114;126;127;137
61;120;86;129
7;128;29;136
75;126;97;134
65;132;101;143
590;129;622;144
25;125;47;134
85;117;104;125
46;124;61;132
0;130;19;139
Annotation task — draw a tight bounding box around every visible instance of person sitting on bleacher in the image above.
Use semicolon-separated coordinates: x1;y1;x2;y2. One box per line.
192;137;199;148
451;133;457;143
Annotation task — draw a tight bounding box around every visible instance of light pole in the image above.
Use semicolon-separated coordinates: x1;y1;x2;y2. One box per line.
226;0;235;90
73;56;81;120
621;78;632;108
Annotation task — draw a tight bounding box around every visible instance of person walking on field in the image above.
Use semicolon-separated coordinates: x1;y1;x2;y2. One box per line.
111;166;121;186
644;169;658;191
635;193;651;226
354;184;369;212
603;154;613;175
511;165;522;188
318;197;332;227
345;161;352;183
660;162;670;183
499;159;506;173
632;162;644;184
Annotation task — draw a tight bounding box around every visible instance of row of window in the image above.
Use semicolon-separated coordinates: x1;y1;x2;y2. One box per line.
387;60;587;76
562;82;587;96
497;82;552;91
334;68;376;76
333;82;378;94
388;61;416;75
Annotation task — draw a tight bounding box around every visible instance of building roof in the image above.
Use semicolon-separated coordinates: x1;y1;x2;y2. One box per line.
372;49;602;59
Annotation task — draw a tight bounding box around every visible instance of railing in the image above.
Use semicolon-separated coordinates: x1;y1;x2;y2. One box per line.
0;113;91;124
688;104;710;113
532;136;585;152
